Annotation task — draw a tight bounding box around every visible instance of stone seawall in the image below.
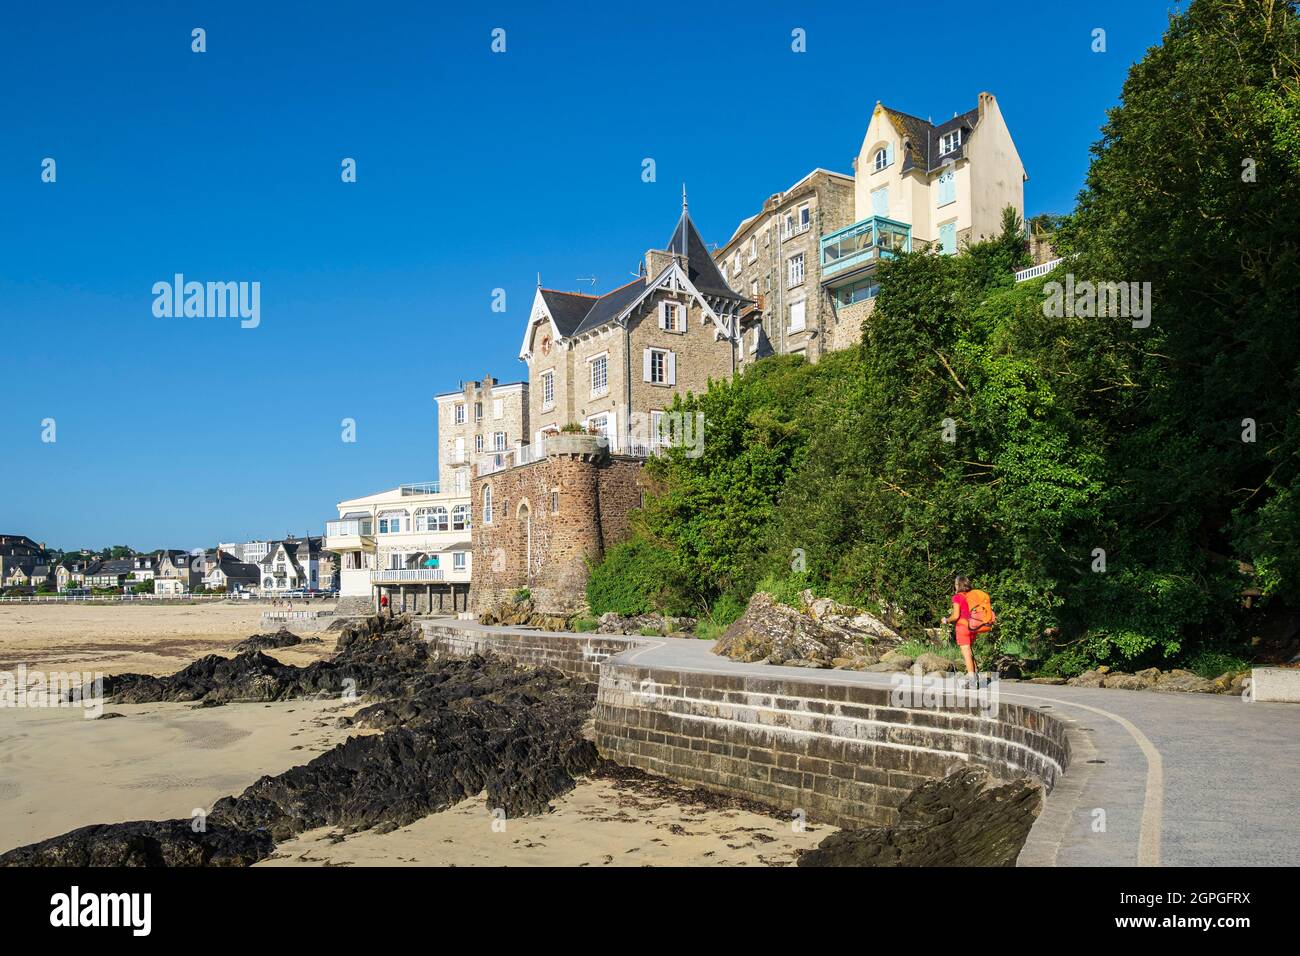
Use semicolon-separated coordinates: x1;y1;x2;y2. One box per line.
421;621;1070;830
595;663;1067;829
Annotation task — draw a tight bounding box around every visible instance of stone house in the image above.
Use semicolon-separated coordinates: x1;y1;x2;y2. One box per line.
715;168;857;365
519;202;748;452
154;550;203;594
473;203;749;613
259;537;327;593
435;377;529;495
0;534;48;584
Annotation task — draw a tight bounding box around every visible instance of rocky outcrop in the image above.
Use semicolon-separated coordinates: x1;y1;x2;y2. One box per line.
10;616;597;866
1065;664;1240;694
0;820;272;867
477;597;571;631
596;612;697;636
231;627;320;652
798;766;1043;867
713;590;901;668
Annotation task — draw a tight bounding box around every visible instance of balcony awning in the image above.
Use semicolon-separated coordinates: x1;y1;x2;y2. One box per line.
340;511;369;520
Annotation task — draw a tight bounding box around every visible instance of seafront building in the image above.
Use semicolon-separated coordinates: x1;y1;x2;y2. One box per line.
325;483;473;615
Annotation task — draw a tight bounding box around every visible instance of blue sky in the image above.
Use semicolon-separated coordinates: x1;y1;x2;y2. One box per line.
0;0;1180;551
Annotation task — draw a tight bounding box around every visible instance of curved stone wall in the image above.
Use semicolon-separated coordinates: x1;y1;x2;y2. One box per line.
422;622;1070;829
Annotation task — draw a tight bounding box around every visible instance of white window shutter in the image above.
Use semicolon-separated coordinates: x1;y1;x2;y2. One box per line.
658;302;667;330
643;348;652;382
886;142;895;166
666;351;676;386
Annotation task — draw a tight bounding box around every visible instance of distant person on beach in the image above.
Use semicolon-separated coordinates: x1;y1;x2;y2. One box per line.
380;593;390;617
944;576;996;684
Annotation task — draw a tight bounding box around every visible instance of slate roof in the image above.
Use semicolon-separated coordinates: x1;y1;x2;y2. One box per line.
537;290;597;338
538;209;745;343
884;105;982;174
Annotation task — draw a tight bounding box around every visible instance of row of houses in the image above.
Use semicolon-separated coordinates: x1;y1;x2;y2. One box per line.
1;534;334;595
328;93;1036;615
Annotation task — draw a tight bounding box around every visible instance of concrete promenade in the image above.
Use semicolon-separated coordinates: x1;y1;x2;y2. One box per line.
428;618;1300;867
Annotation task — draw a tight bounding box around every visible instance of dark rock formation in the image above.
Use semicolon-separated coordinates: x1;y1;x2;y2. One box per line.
231;627;320;652
1066;664;1235;693
0;820;272;867
713;591;901;668
8;616;596;866
798;767;1043;867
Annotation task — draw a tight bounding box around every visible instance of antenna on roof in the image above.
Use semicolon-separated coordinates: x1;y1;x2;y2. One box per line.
682;182;688;212
576;276;597;290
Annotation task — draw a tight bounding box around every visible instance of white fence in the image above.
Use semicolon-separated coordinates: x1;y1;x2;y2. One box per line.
0;593;335;605
1014;258;1064;282
371;568;446;583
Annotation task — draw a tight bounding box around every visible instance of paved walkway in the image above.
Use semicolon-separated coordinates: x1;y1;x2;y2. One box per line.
433;619;1300;866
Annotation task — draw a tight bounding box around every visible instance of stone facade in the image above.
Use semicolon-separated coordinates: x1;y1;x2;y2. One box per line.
435;376;529;495
520;206;747;452
715;169;857;366
471;434;643;613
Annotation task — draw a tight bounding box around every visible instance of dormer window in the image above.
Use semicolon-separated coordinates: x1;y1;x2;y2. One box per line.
874;147;888;171
940;130;962;155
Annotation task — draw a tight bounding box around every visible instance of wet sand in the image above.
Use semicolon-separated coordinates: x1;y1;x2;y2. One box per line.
0;604;833;865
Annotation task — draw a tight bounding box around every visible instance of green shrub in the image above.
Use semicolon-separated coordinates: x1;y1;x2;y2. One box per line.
586;538;693;617
512;587;531;603
570;616;598;633
638;625;663;637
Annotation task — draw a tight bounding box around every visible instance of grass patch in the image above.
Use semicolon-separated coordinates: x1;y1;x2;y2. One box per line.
571;616;598;633
894;639;963;662
1184;648;1252;679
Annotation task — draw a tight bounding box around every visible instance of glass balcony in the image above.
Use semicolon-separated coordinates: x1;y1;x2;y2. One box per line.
819;216;912;280
325;518;373;538
399;482;440;496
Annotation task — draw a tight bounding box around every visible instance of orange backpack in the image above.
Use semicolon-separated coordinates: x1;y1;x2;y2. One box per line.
965;589;996;635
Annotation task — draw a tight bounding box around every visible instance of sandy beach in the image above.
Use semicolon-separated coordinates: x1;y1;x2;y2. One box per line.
0;601;337;676
0;603;832;865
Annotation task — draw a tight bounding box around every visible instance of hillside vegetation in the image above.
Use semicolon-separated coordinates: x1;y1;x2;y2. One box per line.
588;0;1300;675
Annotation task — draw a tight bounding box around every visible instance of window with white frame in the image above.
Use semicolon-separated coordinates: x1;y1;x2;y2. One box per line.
454;403;465;425
541;370;554;408
789;300;806;333
493;398;504;419
587;413;610;442
646;348;673;385
590;353;608;394
798;204;811;232
731;252;740;275
474;434;484;452
493;431;506;450
750;279;759;298
416;507;448;532
378;511;406;534
474;401;482;422
940;129;961;155
482;485;493;524
452;504;470;531
659;301;685;333
452;552;467;571
782;213;794;239
787;252;805;287
874;147;888;171
747;235;757;262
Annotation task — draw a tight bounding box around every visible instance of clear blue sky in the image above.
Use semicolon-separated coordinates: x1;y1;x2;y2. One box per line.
0;0;1180;552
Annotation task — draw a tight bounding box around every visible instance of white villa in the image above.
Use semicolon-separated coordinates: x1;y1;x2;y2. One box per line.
325;482;473;615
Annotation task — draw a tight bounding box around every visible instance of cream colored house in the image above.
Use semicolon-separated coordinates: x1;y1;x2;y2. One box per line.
821;92;1027;344
325;483;473;614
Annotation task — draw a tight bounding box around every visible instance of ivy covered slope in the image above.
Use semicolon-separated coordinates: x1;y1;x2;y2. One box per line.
588;0;1300;675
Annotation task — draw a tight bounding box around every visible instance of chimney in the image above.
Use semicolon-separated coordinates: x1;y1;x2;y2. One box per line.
645;248;675;280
